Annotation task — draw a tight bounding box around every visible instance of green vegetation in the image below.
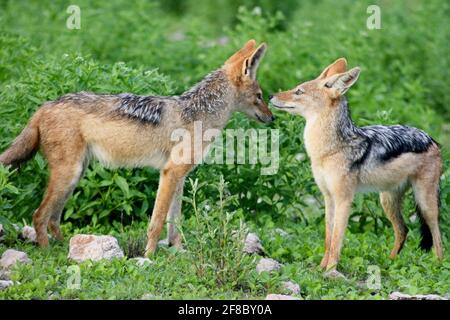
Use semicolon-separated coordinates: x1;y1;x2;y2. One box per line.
0;0;449;299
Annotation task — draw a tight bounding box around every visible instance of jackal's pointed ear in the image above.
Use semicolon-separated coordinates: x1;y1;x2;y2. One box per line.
225;39;257;65
324;67;361;95
316;58;348;80
242;43;267;80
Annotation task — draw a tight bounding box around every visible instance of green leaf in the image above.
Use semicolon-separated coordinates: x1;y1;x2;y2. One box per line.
114;175;130;198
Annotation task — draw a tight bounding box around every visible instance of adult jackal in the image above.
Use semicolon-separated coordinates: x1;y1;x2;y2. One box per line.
270;58;443;271
0;40;273;256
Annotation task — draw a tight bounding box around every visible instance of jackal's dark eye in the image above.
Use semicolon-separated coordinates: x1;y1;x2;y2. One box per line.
295;88;304;95
256;93;263;100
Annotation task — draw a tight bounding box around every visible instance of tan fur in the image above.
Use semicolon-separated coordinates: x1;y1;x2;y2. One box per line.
271;58;443;271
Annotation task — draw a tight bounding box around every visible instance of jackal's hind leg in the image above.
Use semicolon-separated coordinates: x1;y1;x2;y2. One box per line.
412;171;443;260
380;190;407;259
33;161;84;246
48;162;85;241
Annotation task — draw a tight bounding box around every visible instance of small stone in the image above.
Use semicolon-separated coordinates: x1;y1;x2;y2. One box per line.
131;257;153;267
243;233;264;255
274;228;289;237
356;280;367;290
389;292;447;300
217;36;229;46
168;31;185;42
158;239;169;247
68;234;124;263
0;280;14;290
21;226;37;243
256;258;281;274
265;294;299;300
282;281;300;295
141;293;156;300
323;269;347;280
295;153;306;162
0;249;32;270
252;6;262;16
0;269;11;280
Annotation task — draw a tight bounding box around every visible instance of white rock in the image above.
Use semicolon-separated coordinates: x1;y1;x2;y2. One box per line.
243;233;264;255
252;6;262;16
131;257;153;267
141;293;156;300
0;249;32;270
274;228;289;237
323;269;347;280
282;281;300;295
0;269;10;280
158;239;169;246
21;226;37;243
265;294;299;300
0;280;14;290
295;153;306;162
256;258;281;274
168;31;185;42
217;36;229;46
389;292;447;300
68;234;124;263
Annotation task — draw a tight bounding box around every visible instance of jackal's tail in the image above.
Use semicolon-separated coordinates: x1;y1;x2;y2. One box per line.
0;116;40;167
417;204;433;251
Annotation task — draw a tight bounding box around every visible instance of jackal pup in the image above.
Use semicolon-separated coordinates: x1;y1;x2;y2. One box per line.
0;40;273;256
270;58;443;271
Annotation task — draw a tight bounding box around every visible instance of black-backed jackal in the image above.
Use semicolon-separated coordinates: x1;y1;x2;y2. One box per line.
0;40;273;256
270;58;443;271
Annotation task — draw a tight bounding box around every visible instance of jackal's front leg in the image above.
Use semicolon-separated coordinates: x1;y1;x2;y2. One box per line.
145;162;192;256
320;193;335;269
166;177;185;249
325;195;353;271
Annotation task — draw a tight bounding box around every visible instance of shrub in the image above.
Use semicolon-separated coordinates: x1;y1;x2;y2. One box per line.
183;176;256;289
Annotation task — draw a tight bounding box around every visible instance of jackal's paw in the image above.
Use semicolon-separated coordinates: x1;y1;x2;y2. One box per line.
48;223;64;241
389;251;398;260
144;242;157;257
144;249;154;258
319;256;329;269
37;237;49;248
159;238;185;252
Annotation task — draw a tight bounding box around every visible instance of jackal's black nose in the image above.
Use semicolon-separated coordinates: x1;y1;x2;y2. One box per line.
269;94;273;100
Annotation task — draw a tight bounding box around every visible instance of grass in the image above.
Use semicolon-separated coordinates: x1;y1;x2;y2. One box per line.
0;0;449;299
1;220;448;300
1;176;449;300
